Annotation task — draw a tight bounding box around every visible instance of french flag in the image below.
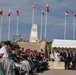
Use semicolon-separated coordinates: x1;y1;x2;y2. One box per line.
65;10;68;17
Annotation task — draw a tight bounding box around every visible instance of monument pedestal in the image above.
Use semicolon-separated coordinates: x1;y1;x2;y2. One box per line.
29;24;39;42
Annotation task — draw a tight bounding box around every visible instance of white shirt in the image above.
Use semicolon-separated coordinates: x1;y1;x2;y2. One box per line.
50;53;54;59
66;52;68;57
0;46;8;57
54;52;60;62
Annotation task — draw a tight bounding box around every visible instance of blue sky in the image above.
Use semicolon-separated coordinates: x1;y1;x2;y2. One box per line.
0;0;76;42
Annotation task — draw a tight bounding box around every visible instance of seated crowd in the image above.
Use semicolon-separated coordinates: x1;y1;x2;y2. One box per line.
0;41;49;75
50;49;76;70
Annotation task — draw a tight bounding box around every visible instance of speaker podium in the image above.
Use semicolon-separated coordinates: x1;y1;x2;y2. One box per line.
29;24;39;42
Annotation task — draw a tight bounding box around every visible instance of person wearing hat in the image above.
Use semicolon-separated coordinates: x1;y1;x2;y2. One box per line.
0;41;13;75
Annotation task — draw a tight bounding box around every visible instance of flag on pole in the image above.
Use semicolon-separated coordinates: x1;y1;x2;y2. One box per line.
46;4;49;12
32;3;35;10
0;10;3;16
16;10;19;16
73;11;76;17
8;10;11;16
65;10;68;17
42;9;44;15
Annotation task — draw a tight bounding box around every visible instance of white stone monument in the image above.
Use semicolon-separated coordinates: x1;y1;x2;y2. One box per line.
29;24;39;42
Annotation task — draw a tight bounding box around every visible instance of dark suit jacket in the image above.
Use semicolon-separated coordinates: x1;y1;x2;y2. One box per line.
64;52;70;62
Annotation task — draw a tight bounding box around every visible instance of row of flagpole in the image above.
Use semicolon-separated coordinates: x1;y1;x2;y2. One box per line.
0;4;76;42
32;3;76;41
0;4;49;42
0;10;19;42
32;3;50;41
0;4;50;42
64;10;76;40
31;3;76;41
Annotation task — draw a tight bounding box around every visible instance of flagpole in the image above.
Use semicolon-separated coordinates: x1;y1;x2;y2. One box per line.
45;11;47;40
40;12;43;41
0;16;2;42
16;16;19;37
8;16;10;40
73;16;75;40
64;16;66;39
32;9;34;25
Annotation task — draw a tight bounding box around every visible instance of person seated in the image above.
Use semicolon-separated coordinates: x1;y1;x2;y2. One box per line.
0;62;6;75
0;41;14;75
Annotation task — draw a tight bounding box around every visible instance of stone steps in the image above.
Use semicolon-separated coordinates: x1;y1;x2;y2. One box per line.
17;42;41;51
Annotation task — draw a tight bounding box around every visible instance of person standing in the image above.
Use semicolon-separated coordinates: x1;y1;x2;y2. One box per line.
54;50;60;62
50;51;55;61
64;50;70;70
61;49;70;70
72;52;76;70
60;49;65;61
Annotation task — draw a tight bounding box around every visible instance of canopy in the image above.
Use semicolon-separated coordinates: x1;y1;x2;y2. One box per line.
52;39;76;48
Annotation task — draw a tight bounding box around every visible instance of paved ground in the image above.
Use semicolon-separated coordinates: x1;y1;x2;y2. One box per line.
32;69;76;75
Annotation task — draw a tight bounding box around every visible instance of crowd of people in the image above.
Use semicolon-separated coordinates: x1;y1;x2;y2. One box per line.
0;41;49;75
50;49;76;70
1;41;76;75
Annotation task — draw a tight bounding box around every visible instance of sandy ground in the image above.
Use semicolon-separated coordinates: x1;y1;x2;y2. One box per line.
31;69;76;75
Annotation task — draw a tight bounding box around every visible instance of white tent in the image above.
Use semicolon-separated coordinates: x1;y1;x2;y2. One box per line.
52;39;76;48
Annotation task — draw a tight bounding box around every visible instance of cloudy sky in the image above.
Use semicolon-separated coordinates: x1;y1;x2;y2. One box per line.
0;0;76;42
